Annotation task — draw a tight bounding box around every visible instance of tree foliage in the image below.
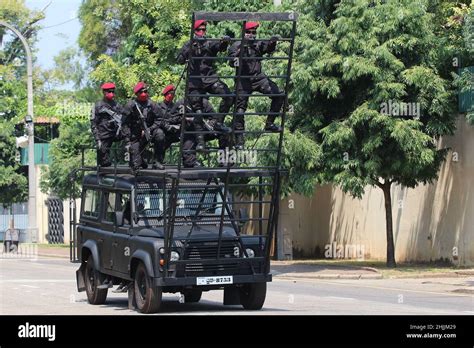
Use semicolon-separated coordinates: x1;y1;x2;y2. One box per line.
0;0;43;206
292;0;460;266
0;120;27;206
40;119;95;200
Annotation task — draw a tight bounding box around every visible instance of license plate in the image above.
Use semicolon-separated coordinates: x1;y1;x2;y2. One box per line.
196;276;233;286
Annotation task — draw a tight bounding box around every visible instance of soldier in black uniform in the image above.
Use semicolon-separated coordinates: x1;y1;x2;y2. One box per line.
229;22;284;149
157;84;197;168
122;82;166;171
177;19;232;151
90;82;125;166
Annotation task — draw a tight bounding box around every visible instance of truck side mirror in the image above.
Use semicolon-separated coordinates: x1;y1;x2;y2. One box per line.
115;211;124;227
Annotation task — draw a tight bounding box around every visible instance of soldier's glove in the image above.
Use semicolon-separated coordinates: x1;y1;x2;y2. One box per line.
191;41;202;54
221;35;231;44
164;123;174;132
169;125;180;132
270;35;280;44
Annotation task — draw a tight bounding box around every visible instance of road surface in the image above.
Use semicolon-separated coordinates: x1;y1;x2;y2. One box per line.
0;257;473;315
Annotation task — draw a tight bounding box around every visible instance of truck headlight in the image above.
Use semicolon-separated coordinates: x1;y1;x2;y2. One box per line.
170;251;180;261
245;248;255;258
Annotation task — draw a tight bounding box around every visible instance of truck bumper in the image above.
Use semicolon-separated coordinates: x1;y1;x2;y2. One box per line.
153;273;272;287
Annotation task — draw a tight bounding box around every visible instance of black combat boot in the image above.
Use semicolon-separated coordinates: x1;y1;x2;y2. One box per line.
264;121;282;133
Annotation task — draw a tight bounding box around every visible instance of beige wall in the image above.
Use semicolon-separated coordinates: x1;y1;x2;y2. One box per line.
283;117;474;266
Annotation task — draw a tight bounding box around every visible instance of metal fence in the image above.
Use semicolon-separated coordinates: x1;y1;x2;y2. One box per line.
0;203;28;242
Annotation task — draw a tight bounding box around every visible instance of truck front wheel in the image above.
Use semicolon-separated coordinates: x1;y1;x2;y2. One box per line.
84;255;108;305
134;262;162;313
240;282;266;310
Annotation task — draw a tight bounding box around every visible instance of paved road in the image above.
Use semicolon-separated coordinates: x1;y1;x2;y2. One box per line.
0;257;473;315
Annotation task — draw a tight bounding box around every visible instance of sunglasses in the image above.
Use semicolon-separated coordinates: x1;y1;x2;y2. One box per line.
104;89;115;93
139;89;148;94
195;28;206;32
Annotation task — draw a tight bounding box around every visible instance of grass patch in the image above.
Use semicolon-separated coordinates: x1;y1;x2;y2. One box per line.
283;259;470;278
21;243;69;248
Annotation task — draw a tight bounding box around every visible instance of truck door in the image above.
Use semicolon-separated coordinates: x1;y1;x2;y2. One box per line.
101;191;117;270
113;192;132;274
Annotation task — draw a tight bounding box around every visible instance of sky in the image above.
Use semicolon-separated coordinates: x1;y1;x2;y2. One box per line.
25;0;82;70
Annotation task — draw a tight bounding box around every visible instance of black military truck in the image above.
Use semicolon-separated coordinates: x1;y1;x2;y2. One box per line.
71;11;296;313
75;170;275;313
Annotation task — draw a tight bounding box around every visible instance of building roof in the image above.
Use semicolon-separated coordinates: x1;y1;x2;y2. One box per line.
34;117;60;124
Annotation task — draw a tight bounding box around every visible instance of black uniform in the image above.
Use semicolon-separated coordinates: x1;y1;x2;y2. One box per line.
194;98;230;151
122;99;165;170
90;99;125;166
157;99;196;167
228;39;284;129
176;38;233;118
158;98;229;167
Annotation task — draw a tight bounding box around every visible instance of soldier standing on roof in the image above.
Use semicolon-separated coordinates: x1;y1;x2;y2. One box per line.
122;82;166;172
177;19;232;152
229;22;284;149
90;82;125;167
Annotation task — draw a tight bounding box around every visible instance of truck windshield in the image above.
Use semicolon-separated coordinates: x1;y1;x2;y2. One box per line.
135;186;231;224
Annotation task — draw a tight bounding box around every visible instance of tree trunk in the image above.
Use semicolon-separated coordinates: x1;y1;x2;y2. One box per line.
381;181;396;268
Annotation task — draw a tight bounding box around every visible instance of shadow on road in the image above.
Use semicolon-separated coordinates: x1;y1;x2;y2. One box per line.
96;296;287;314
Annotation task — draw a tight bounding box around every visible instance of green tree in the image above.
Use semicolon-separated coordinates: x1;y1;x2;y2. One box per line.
0;120;27;207
292;0;459;267
40;119;95;200
0;0;44;208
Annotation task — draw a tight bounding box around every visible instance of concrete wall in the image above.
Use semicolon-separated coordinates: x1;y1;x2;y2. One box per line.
283;117;474;266
35;165;73;245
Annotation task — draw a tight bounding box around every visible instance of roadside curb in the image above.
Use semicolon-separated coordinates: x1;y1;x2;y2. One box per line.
387;271;474;279
37;253;69;259
37;250;69;259
273;273;383;280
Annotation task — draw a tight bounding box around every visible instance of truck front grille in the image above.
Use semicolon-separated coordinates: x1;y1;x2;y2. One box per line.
183;241;240;275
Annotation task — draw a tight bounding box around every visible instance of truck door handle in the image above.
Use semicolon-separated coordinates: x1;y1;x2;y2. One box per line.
98;239;103;243
112;242;118;247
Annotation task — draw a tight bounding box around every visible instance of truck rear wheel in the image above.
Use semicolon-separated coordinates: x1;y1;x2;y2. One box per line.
134;262;162;313
240;282;266;310
84;255;108;305
183;289;202;303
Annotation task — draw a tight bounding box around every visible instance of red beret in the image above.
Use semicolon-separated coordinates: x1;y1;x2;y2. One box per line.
162;85;175;95
101;82;115;90
194;20;207;30
133;81;146;94
245;22;259;30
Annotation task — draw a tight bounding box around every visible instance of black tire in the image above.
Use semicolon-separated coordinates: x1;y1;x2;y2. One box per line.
240;282;266;310
134;262;162;313
84;255;108;305
183;289;202;303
